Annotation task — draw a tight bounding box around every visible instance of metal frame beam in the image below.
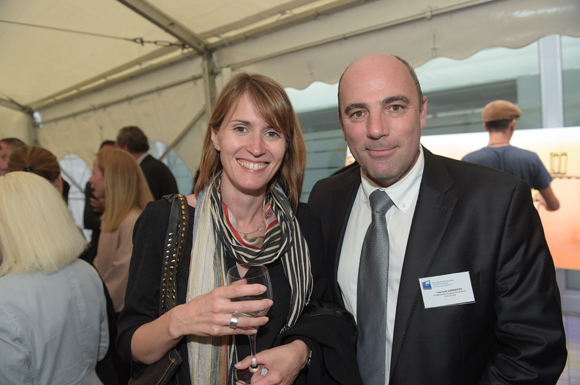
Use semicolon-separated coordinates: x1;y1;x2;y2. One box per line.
0;97;31;113
118;0;208;55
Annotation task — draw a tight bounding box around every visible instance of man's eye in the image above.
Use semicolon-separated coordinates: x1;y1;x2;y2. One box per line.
352;111;364;118
391;105;402;112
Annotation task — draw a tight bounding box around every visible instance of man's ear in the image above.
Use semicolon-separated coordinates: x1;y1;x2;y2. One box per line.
483;123;489;133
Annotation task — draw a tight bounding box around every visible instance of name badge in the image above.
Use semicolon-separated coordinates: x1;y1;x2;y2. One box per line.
418;271;475;309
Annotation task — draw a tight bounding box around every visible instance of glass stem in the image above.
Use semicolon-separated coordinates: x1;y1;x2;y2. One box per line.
248;333;259;371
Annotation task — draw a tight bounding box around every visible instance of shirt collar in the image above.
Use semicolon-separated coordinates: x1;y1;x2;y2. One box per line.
137;152;148;164
360;146;424;214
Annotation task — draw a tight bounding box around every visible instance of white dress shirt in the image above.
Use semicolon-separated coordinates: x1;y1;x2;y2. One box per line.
337;146;424;383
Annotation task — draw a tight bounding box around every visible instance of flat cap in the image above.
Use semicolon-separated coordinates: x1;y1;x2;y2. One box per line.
482;100;522;122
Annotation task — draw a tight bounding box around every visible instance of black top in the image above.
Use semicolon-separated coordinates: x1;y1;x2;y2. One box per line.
117;199;327;385
140;155;179;200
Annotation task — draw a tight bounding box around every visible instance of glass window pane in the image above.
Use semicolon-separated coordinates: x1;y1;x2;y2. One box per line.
59;154;91;240
416;42;541;135
562;36;580;127
149;141;194;195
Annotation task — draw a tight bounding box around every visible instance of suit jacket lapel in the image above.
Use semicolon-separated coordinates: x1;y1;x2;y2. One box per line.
327;165;361;306
390;148;458;376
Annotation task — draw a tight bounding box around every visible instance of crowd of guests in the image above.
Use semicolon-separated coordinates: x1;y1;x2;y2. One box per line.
0;53;569;385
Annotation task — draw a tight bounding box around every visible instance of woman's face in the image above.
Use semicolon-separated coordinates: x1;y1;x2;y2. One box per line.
88;158;105;199
212;93;286;199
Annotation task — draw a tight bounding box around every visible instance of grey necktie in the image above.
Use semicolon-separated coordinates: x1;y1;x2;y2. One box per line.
357;189;394;385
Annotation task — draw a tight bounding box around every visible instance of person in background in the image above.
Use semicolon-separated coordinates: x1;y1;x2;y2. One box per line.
83;140;117;264
0;172;108;385
0;137;25;176
7;145;64;194
7;144;122;384
90;148;153;384
90;148;153;313
116;126;179;200
462;100;560;211
308;53;566;384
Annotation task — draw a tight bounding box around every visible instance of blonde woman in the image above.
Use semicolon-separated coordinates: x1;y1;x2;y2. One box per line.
0;172;108;384
90;149;153;313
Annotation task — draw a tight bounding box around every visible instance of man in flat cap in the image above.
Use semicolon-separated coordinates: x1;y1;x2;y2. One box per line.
462;100;560;211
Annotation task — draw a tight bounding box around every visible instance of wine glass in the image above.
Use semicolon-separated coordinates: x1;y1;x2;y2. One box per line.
227;264;273;384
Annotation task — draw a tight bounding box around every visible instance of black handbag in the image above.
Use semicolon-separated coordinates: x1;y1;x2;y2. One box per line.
128;194;189;385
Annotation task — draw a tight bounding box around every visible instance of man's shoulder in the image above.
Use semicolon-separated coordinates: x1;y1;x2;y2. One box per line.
429;150;523;186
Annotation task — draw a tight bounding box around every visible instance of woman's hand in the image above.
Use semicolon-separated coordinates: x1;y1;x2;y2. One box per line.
235;340;310;385
168;280;272;339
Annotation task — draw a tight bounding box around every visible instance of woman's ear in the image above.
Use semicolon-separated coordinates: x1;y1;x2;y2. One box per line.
211;129;220;151
53;174;64;195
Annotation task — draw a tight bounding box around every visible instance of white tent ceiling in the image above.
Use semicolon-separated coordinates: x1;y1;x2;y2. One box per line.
1;0;579;171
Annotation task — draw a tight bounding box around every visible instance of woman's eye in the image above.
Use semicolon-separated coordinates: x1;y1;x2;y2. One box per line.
265;130;280;138
233;125;247;132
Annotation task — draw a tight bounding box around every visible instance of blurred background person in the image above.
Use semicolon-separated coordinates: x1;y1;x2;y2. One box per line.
83;140;117;264
116;125;179;200
0;172;108;385
0;137;25;176
7;144;64;194
7;144;122;384
89;148;153;384
90;148;153;313
462;100;560;211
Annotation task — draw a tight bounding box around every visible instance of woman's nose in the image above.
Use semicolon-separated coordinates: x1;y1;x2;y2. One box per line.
247;133;266;156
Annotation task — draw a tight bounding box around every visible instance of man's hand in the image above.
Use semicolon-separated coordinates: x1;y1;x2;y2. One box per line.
90;197;106;213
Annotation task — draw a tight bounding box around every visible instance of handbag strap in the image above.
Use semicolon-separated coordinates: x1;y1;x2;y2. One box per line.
160;194;189;315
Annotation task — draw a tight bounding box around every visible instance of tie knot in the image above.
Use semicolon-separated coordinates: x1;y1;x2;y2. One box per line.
369;189;394;214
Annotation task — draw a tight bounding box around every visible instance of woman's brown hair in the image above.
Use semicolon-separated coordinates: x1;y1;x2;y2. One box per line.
7;145;60;183
98;149;153;232
194;73;306;213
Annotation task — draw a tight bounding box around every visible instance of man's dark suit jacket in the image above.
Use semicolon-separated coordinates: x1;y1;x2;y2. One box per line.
140;154;179;200
308;147;567;384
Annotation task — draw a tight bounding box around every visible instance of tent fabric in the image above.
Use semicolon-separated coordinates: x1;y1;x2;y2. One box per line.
1;0;579;173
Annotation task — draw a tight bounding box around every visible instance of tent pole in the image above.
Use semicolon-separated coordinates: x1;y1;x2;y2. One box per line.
202;53;217;119
159;105;206;161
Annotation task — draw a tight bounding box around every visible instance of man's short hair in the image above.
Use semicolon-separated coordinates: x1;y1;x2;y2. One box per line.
337;55;425;120
116;126;150;153
0;138;25;151
99;140;116;150
484;119;512;132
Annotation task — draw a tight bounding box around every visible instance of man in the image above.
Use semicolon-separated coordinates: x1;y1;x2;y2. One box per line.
0;137;25;176
308;54;566;384
116;126;178;200
462;100;560;211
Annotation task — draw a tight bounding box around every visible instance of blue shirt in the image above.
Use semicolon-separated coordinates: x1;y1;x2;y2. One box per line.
462;145;552;190
0;260;108;385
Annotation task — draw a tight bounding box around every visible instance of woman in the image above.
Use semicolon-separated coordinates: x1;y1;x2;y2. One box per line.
7;144;64;193
118;73;361;385
90;148;153;313
0;172;108;384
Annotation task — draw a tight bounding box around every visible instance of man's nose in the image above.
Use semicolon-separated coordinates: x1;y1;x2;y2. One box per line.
367;111;389;139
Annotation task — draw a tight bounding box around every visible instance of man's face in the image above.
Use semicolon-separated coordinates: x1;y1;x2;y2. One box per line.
0;142;12;176
339;54;427;187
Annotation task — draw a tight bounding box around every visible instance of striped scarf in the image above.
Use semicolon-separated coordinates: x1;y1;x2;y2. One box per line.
186;172;312;385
